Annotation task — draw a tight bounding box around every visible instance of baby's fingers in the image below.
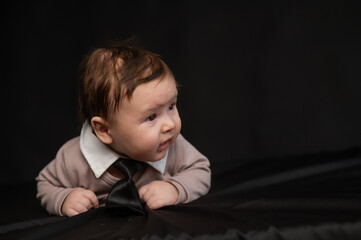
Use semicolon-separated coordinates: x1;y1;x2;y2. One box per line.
147;198;167;210
81;190;99;208
64;202;88;217
139;186;165;209
138;185;150;201
74;202;91;214
66;208;80;217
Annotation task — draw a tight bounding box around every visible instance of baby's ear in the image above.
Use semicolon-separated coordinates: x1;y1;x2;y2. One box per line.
90;116;113;144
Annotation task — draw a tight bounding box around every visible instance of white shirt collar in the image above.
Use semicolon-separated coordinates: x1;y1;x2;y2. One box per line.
79;121;167;178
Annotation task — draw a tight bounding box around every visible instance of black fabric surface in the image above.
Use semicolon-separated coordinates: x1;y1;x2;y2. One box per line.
1;148;361;240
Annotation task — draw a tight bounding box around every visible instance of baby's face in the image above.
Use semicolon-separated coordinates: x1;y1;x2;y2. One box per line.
107;75;181;162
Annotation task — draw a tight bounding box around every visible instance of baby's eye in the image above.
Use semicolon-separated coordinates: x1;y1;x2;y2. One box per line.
168;104;175;111
146;114;157;122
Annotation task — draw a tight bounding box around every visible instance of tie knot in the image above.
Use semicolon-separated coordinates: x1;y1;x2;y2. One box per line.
112;158;142;179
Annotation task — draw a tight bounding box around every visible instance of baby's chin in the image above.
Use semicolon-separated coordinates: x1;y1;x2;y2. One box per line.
123;149;165;162
145;152;168;163
145;158;162;163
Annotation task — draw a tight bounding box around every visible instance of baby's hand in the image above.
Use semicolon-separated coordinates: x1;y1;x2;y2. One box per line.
139;181;179;209
61;188;99;217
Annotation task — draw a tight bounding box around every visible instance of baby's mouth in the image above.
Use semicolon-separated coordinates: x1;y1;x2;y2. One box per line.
158;139;170;152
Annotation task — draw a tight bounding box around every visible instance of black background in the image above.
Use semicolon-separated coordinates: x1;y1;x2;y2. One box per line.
1;0;361;185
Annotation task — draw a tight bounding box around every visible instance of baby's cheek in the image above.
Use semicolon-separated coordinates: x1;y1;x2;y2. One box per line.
132;139;161;161
143;134;161;150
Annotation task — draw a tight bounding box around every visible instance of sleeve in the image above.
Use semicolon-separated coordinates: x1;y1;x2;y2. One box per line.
165;135;211;204
36;141;80;216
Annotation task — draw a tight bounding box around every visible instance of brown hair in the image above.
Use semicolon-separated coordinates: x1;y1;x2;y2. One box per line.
78;42;174;124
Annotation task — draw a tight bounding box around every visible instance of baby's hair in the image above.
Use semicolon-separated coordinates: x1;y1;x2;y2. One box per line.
78;40;174;124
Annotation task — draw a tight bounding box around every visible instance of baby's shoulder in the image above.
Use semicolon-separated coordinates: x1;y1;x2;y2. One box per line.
169;134;205;162
55;136;84;163
172;134;197;153
58;136;81;153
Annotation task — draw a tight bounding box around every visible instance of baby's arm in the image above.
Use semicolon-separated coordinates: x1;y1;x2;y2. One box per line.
165;156;211;204
37;158;99;216
167;135;211;204
139;134;211;209
36;139;99;216
37;158;75;216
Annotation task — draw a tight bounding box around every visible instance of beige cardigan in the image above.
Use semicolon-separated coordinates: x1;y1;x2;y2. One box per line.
36;134;211;216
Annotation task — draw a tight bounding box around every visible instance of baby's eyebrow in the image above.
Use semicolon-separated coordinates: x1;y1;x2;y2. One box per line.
170;93;178;102
144;93;178;112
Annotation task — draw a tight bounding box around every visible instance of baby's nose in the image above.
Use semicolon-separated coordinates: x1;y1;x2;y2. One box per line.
162;116;175;133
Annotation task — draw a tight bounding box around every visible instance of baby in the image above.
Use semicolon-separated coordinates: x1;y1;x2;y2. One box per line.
36;42;211;217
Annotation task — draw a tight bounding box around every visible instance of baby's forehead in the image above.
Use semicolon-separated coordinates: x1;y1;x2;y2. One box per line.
118;75;177;111
124;74;176;98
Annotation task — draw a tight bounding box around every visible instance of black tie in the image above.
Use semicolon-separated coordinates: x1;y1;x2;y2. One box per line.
105;158;145;215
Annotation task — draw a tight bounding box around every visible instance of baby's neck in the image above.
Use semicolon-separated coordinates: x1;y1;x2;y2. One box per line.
107;165;124;178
